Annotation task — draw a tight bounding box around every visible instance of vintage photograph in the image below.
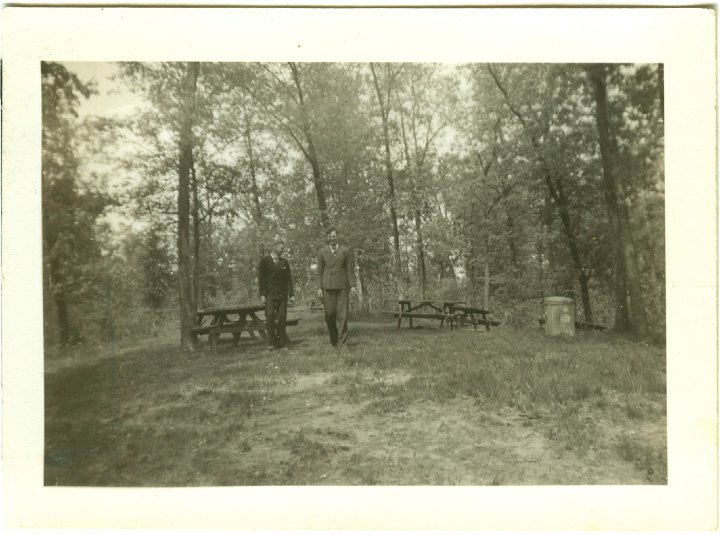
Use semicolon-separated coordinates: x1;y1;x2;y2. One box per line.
43;61;666;486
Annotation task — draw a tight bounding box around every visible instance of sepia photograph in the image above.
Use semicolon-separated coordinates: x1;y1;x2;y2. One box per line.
2;6;716;531
42;60;667;487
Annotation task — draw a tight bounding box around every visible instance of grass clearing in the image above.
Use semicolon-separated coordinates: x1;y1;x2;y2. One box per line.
45;314;666;485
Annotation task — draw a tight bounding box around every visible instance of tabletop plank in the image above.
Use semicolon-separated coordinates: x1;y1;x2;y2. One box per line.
197;305;265;316
452;305;491;314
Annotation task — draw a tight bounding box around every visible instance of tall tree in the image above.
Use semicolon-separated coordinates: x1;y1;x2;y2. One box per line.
397;64;451;299
242;102;264;227
118;62;208;349
587;64;648;336
612;64;665;332
287;62;329;228
370;62;404;298
42;62;109;345
177;63;201;350
235;63;330;229
486;64;597;321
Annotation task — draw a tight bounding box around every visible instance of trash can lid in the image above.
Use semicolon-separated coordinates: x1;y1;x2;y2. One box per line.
544;296;574;304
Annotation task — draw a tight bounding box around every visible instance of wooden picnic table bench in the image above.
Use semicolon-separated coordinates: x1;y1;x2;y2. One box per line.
308;300;324;313
192;304;300;349
390;300;466;329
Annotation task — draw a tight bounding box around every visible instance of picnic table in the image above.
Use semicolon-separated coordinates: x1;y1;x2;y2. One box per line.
447;304;500;331
391;300;466;329
192;304;299;349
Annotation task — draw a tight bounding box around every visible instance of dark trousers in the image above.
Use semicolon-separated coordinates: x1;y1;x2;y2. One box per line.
322;288;348;346
265;297;288;348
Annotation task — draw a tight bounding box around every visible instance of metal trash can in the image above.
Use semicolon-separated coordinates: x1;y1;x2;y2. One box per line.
543;296;575;336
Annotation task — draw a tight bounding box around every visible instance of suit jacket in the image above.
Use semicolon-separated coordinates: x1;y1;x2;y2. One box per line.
317;245;355;290
258;255;294;299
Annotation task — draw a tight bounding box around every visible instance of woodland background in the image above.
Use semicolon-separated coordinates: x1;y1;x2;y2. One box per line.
42;62;665;350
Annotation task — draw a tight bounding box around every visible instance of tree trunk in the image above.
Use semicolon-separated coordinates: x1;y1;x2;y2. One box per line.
617;200;648;334
54;287;71;346
48;257;72;346
471;239;482;305
370;63;404;299
413;210;427;299
543;171;593;323
536;238;545;295
148;246;157;308
483;234;490;308
446;257;457;280
542;195;553;282
190;153;201;310
612;219;631;330
288;63;329;229
307;149;329;228
399;106;428;301
242;106;263;227
241;105;265;257
483;263;490;310
177;62;199;351
506;212;519;271
467;242;476;304
588;66;648;335
488;65;593;320
578;272;593;323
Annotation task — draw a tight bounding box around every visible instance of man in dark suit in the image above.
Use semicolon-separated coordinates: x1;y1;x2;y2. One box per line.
316;228;356;348
258;239;294;350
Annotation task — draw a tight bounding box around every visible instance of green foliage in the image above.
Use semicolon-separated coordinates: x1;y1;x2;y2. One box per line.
42;62;114;345
45;61;665;346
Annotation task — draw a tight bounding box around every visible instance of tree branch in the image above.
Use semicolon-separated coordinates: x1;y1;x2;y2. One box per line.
259;64;298;105
486;64;531;136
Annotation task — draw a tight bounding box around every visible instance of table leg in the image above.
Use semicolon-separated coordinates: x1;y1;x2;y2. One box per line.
398;303;410;328
249;312;267;342
233;316;248;345
208;314;224;350
445;305;454;329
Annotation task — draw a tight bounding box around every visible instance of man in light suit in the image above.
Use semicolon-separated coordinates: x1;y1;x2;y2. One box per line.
316;228;356;348
259;239;294;350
